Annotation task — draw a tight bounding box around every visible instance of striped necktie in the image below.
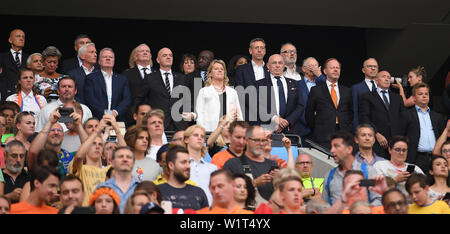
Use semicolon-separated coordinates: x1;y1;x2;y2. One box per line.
164;72;171;95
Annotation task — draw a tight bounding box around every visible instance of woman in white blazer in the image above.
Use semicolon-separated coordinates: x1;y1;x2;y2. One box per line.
196;59;242;132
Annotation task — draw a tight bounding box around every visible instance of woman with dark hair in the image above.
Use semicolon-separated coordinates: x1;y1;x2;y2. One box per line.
428;156;450;202
392;66;428;108
89;186;121;214
232;173;256;211
227;55;249;86
6;68;47;115
35;46;65;101
179;53;197;75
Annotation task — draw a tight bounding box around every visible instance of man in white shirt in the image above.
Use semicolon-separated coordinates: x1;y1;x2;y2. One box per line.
280;43;301;81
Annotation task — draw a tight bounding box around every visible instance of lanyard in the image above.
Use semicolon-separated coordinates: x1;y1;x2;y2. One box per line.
302;177;315;189
17;92;43;112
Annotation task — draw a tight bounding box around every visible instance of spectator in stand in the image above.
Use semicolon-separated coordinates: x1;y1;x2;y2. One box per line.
89;186;121;214
102;141;117;167
226;55;249;86
0;195;11;214
206;116;230;157
354;124;386;166
124;125;161;182
393;66;428;108
232;173;256;211
57;174;86;214
349;200;372;214
404;82;445;172
4;111;35;151
235;38;267;88
211;120;249;169
406;173;450;214
262;130;294;169
123;190;152;214
373;136;424;197
427;156;450;202
171;130;185;146
0;102;19;137
123;43;154;100
132;103;152;126
35;46;65;102
179;53;197;75
83;117;99;136
0;114;6;168
135;181;162;205
432;120;450;163
143;109;168;160
197;170;253;214
10;166;60;214
6;68;47;115
183;125;218;205
60;34;93;74
60;101;88;155
295;153;324;201
280;43;302;81
157;145;208;210
153;144;197;186
2;140;29;204
26;53;44;78
381;188;409;214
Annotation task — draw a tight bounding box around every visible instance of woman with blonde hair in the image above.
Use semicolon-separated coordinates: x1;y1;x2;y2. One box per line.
195;59;242;132
183;125;218;205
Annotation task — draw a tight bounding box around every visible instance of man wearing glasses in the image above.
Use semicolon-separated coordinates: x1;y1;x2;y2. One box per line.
223;125;279;202
295;153;324;200
280;43;302;81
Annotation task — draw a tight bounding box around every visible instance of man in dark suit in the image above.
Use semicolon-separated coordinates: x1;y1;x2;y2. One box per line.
0;29;29;101
134;47;186;131
359;70;406;159
256;54;304;135
404;83;445;172
60;34;92;74
305;58;353;149
67;42;98;104
84;48;131;122
298;57;327;142
351;58;379;131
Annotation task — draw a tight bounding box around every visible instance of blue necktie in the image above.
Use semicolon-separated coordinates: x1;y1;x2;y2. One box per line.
381;90;389;110
275;76;286;117
370;80;376;92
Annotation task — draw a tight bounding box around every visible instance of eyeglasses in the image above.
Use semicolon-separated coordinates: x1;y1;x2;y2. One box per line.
365;65;378;69
50;128;63;133
393;148;407;153
386;200;407;209
248;138;269;144
281;49;297;54
296;161;312;166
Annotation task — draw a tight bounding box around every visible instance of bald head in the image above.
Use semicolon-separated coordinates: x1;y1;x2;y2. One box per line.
9;29;25;51
295;154;313;178
156;47;173;70
267;54;285;77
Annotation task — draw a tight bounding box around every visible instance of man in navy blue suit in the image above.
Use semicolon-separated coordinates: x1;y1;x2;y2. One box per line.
298;57;326;143
256;54;304;135
67;43;98;104
351;58;379;131
84;48;131;122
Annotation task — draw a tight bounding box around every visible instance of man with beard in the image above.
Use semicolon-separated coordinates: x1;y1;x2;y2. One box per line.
2;140;30;203
223;125;279;202
35;76;93;132
97;146;139;213
280;43;302;81
28;108;71;176
157;145;208;211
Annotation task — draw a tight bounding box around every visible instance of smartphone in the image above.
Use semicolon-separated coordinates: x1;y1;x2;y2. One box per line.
406;165;415;173
58;107;74;123
268;165;280;174
359;179;375;187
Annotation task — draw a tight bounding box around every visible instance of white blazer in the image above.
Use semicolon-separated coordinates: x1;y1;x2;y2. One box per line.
196;85;243;132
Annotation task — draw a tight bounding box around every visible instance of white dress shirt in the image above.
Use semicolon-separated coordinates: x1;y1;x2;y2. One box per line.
6;91;47;116
251;60;266;81
283;65;301;81
101;70;113;110
326;80;340;105
160;69;174;93
270;74;288;116
81;64;95;75
10;49;22;64
137;64;152;79
364;78;377;91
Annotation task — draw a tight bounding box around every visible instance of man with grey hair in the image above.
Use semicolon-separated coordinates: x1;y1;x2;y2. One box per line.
96;146;139;214
61;34;93;74
354;123;386;166
26;53;44;78
67;42;99;103
84;48;131;121
280;43;301;81
223;125;279;201
2;140;30;203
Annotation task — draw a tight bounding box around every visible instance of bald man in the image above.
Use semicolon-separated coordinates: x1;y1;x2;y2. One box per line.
0;29;29;100
255;54;304;135
295;154;324;200
359;70;406;159
134;47;186;131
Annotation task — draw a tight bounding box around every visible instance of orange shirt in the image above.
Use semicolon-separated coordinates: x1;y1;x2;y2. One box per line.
279;210;305;214
11;201;58;214
342;206;385;214
211;149;236;169
197;205;254;214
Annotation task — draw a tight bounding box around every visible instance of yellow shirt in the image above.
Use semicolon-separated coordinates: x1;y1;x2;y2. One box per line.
153;174;197;186
69;160;111;206
408;200;450;214
301;177;324;193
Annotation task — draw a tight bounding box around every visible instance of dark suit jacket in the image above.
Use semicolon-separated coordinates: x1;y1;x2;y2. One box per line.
67;66;99;104
60;57;80;74
305;82;353;147
134;70;186;131
351;80;373;131
234;63;268;88
359;89;405;158
84;71;132;121
184;71;206;113
0;51;29;100
298;74;326;137
404;107;445;164
122;66;154;100
256;76;304;135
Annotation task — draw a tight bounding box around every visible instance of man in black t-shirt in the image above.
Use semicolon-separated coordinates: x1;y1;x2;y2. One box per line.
223;125;278;201
157;145;208;210
2;140;30;203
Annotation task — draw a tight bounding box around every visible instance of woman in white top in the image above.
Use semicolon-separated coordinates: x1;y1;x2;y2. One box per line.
427;156;450;202
195;59;242;132
6;68;47;116
374;136;423;197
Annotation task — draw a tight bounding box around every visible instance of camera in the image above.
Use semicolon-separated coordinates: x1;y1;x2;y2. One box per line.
58;107;74;123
